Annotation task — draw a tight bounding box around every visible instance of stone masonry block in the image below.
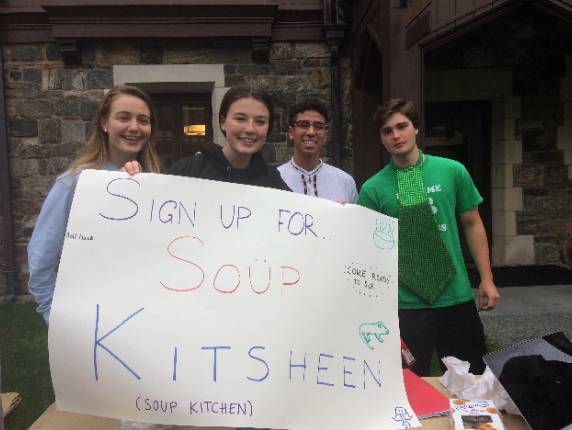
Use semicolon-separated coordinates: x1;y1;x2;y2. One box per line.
492;211;516;236
19;100;53;119
506;235;535;265
72;71;86;91
39;118;61;145
284;75;312;93
23;216;38;236
557;126;572;150
492;118;515;142
491;96;520;120
9;158;39;178
87;69;113;90
311;68;330;90
55;100;79;117
8;119;38;137
62;120;86;144
492;187;522;211
565;102;572;126
47;157;72;175
491;238;506;266
491;164;513;188
492;235;535;266
46;44;60;61
270;42;294;61
491;140;522;165
79;100;99;121
96;42;139;65
8;46;44;62
295;42;330;59
22;68;42;84
48;69;72;90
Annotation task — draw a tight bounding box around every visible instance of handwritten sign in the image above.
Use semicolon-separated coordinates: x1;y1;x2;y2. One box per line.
49;170;419;430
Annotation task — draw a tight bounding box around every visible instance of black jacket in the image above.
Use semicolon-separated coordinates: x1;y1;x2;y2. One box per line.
167;142;291;191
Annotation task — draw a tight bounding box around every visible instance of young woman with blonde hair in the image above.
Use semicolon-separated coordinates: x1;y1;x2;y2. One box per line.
28;85;162;324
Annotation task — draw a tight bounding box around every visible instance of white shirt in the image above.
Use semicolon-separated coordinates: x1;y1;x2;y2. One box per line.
278;158;358;203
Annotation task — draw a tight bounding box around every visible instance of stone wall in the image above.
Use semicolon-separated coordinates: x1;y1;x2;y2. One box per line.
425;7;572;266
516;53;571;265
0;39;353;296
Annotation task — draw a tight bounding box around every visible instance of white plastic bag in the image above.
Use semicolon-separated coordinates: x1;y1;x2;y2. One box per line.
439;356;520;415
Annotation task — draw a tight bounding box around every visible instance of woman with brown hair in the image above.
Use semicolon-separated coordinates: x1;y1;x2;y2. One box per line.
27;85;162;325
124;83;290;190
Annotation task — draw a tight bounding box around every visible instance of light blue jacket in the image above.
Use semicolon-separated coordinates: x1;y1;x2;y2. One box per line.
27;163;119;324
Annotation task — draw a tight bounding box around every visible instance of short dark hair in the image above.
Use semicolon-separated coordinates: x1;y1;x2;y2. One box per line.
289;98;329;127
219;84;274;136
373;98;419;132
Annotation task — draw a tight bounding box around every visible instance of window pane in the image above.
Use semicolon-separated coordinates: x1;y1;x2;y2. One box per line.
181;104;208;158
150;93;212;169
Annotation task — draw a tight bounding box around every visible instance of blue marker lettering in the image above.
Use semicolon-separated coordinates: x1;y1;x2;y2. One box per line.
247;346;269;382
364;360;381;388
317;353;334;387
201;346;231;382
289;351;307;380
94;304;143;380
343;356;356;388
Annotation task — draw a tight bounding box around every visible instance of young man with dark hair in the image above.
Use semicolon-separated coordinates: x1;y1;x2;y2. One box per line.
358;98;500;377
278;99;358;203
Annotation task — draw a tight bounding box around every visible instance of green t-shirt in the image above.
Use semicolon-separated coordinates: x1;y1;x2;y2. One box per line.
358;154;483;309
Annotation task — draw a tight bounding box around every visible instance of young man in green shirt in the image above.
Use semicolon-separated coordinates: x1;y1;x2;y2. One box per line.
358;98;500;376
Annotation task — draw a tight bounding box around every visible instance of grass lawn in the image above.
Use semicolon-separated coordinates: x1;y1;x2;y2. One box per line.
0;300;503;429
0;301;54;430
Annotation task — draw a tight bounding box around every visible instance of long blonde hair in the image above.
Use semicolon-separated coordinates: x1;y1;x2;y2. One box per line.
68;85;162;181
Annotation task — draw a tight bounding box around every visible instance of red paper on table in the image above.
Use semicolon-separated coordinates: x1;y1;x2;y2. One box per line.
402;369;451;419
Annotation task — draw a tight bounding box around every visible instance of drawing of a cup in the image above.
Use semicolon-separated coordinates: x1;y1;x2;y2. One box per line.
373;229;395;250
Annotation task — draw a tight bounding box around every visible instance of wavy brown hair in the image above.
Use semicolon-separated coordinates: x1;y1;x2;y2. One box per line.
68;85;162;181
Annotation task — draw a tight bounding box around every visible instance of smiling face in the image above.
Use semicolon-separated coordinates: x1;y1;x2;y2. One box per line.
289;109;328;171
379;112;419;166
220;96;270;169
101;94;151;167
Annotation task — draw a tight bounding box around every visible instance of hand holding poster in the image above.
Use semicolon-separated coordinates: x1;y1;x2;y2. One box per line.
49;170;419;430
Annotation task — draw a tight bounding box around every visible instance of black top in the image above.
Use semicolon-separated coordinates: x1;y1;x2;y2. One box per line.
167;141;291;191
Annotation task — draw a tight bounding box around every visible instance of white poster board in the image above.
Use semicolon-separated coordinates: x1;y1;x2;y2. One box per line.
49;170;419;430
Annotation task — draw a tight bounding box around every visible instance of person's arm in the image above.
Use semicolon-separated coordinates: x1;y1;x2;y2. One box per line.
458;205;500;311
357;185;377;211
27;176;75;324
349;180;359;204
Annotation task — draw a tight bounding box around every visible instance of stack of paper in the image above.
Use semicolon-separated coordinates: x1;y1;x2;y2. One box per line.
450;399;509;430
402;369;450;419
